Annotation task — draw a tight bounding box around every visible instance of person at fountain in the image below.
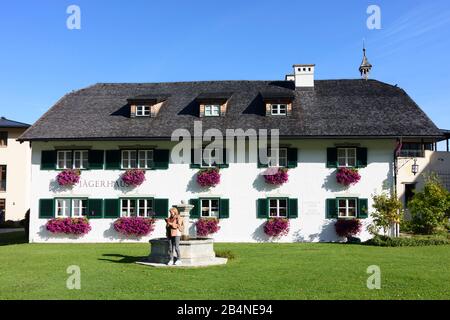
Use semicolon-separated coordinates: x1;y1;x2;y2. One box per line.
165;207;184;265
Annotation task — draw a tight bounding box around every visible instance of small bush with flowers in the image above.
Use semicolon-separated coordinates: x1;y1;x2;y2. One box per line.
121;169;146;187
196;168;221;188
263;168;289;186
336;167;361;187
113;217;156;237
196;218;221;237
46;217;91;236
264;218;290;238
335;219;362;240
56;169;81;187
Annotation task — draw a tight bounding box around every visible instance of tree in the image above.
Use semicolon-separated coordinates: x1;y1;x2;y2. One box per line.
409;174;450;235
368;193;403;236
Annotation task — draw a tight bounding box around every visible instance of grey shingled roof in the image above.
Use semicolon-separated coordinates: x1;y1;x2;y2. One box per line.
0;117;30;128
19;79;443;141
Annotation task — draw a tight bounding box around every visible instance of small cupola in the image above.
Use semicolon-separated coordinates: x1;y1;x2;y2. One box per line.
359;44;372;80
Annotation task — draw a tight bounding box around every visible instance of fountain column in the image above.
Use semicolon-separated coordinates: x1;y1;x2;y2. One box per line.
175;201;194;240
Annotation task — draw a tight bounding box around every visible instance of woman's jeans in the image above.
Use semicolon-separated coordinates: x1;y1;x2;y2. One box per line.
169;236;181;261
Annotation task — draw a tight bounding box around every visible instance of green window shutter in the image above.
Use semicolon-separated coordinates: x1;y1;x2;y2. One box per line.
219;199;230;219
217;149;229;169
357;148;368;168
105;150;121;170
326;199;338;219
153;149;170;170
87;199;103;218
257;149;269;168
41;151;57;170
358;198;369;219
288;198;299;219
190;149;201;169
154;198;169;219
287;148;298;168
88;150;104;170
326;148;338;168
104;199;120;218
189;199;200;218
257;198;269;219
39;199;55;218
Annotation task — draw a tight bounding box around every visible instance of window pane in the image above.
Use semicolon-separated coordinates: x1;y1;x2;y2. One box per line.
138;199;146;217
348;208;356;217
279;199;287;208
337;149;346;158
347;148;356;157
121;200;129;216
269;208;277;217
269;199;277;208
130;151;137;168
348;199;356;208
82;151;88;169
338;199;347;208
338;208;347;217
279;208;287;217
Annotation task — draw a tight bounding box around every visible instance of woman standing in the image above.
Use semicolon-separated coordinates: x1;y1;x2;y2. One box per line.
165;207;184;265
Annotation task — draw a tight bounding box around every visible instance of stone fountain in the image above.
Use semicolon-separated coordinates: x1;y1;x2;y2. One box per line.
137;201;227;268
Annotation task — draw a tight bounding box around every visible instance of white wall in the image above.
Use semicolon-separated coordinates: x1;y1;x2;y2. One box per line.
29;139;395;243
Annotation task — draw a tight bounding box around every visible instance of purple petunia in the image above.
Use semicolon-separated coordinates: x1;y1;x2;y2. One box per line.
264;218;290;238
336;167;361;186
263;168;289;186
121;169;146;187
56;169;81;187
196;218;221;237
46;217;91;235
113;217;155;237
196;168;221;188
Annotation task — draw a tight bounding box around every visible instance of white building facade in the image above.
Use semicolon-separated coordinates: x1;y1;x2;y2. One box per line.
20;63;444;243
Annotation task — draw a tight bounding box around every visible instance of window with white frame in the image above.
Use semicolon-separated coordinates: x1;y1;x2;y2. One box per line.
138;150;154;169
338;198;357;218
121;150;137;169
136;105;150;117
271;104;287;116
202;148;218;167
269;198;288;218
201;199;220;217
204;105;220;117
121;199;137;217
337;148;356;167
268;148;288;168
121;199;153;217
73;150;89;169
72;199;87;217
137;199;154;217
56;199;71;217
57;151;73;169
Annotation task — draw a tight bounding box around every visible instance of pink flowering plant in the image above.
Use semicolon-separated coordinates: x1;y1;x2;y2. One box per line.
263;218;290;237
335;218;362;239
113;217;156;237
121;169;146;187
336;167;361;186
263;168;289;186
46;217;91;236
196;168;221;188
56;169;81;187
196;218;221;237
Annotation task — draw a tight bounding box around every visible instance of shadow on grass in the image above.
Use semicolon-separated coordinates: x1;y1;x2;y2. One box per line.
99;254;144;264
0;231;28;246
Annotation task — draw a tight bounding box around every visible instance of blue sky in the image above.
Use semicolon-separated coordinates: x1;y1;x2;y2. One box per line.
0;0;449;142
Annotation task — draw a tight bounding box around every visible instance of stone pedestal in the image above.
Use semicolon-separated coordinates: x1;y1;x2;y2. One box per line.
137;238;227;267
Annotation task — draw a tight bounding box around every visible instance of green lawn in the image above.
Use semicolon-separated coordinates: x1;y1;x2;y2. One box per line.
0;231;449;300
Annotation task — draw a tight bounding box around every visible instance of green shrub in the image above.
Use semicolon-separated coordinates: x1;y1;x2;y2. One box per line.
364;235;450;247
215;250;236;260
409;174;450;235
368;193;403;236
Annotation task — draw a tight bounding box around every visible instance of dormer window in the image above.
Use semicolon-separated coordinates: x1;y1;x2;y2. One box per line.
271;104;287;116
204;105;220;117
136;105;150;117
260;91;295;117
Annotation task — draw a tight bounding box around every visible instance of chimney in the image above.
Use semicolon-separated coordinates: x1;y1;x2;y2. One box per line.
292;64;315;88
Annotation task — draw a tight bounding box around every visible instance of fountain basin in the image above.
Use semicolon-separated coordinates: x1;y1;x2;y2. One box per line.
137;238;227;268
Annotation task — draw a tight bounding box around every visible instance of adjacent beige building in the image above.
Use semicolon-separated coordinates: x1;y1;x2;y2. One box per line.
0;117;31;222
